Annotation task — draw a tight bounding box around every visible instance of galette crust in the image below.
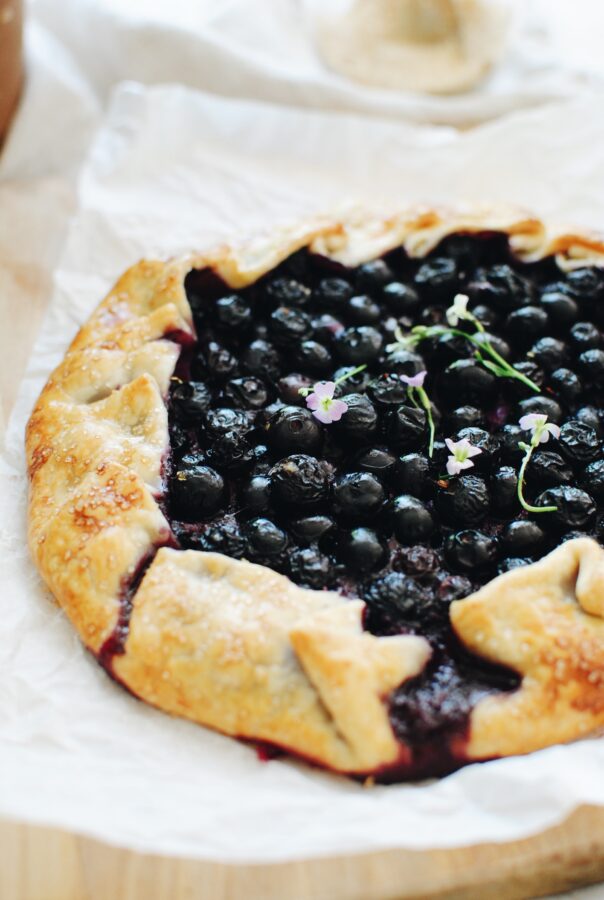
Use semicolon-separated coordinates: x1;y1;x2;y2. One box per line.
26;207;604;775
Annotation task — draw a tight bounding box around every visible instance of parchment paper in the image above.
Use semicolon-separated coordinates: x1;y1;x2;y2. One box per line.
2;83;604;862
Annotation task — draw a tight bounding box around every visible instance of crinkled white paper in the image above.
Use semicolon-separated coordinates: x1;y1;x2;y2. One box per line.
2;83;604;862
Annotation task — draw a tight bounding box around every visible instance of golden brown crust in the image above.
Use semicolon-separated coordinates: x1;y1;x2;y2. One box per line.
26;207;604;775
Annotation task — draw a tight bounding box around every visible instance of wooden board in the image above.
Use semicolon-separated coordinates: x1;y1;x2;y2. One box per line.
1;806;604;900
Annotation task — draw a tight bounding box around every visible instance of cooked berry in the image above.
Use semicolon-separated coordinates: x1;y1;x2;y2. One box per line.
529;337;568;372
277;373;312;405
332;472;385;519
499;423;525;463
570;321;600;352
540;290;578;327
265;405;322;454
535;486;596;529
472;331;512;361
264;278;311;308
241;339;281;380
194;341;238;381
437;475;490;526
314;278;353;312
290;515;335;546
455;427;499;471
398;545;440;580
498;557;532;574
445;530;498;571
444;359;496;404
353;446;397;479
578;348;604;382
335;326;383;364
527;450;572;488
223;376;268;410
355;259;393;292
395;453;431;498
500;519;545;556
171;464;224;519
414;257;458;298
245;517;288;559
392;495;435;544
435;573;473;603
364;571;426;619
505;360;545;398
204;407;251;439
382;281;420;314
171;380;212;422
431;332;472;367
491;466;518;513
471;303;499;329
199;520;246;558
347;294;381;324
335;393;378;441
575;406;602;436
338;527;386;574
548;368;582;404
581;459;604;499
311;313;345;343
446;406;484;432
469;264;531;310
332;365;371;393
270;454;329;507
558;420;600;463
506;306;549;344
386;405;427;452
205;431;254;470
294;340;332;374
383;350;427;379
289;547;334;589
564;267;604;301
518;395;563;425
215;294;252;330
241;475;272;513
269;306;312;347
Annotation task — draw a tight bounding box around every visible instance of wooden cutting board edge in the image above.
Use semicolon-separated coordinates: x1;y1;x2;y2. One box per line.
1;804;604;900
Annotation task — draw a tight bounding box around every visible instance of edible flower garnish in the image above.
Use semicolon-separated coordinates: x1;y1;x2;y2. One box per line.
400;370;436;457
445;437;483;477
299;364;367;424
517;414;561;513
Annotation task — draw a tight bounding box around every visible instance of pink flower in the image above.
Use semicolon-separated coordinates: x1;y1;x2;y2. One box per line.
306;381;349;424
400;370;427;389
445;437;483;476
519;413;560;444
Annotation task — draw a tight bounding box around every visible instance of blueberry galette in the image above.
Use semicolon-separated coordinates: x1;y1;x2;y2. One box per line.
27;210;604;779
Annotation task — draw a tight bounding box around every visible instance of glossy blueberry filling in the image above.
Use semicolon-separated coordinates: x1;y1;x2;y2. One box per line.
165;234;604;763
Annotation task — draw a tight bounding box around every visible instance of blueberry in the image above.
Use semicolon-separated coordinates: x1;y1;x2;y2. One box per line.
391;495;435;543
241;475;272;513
472;331;512;361
223;376;269;410
582;459;604;499
499;424;525;463
364;571;427;619
436;475;490;526
398;545;440;580
332;365;371;393
491;466;519;513
367;376;408;410
498;557;532;575
205;430;254;470
355;259;393;293
471;303;500;330
505;360;545;399
294;340;332;374
290;515;335;546
540;290;578;327
500;519;545;556
277;373;313;405
335;393;378;441
353;446;398;479
446;406;484;431
314;278;353;313
245;517;288;560
578;348;604;383
270;454;329;507
241;339;281;380
193;341;238;381
535;486;596;529
338;527;386;574
529;337;568;372
570;322;600;352
386;405;427;452
468;264;532;311
382;281;420;315
444;359;496;404
527;450;572;488
332;472;385;519
171;380;212;422
204;407;251;439
518;395;563;425
215;294;252;331
335;326;383;364
548;368;582;404
289;547;334;589
171;464;224;520
395;453;431;498
199;520;246;558
564;267;604;302
455;427;499;472
414;257;458;299
269;306;312;347
506;306;549;345
265;406;322;454
311;313;345;343
445;530;498;571
557;420;600;463
264;278;311;308
435;573;473;604
575;406;602;436
346;294;382;324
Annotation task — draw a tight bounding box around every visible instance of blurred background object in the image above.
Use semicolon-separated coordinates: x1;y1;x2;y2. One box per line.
312;0;512;94
0;0;23;142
